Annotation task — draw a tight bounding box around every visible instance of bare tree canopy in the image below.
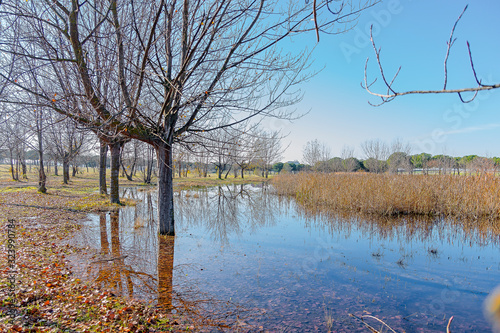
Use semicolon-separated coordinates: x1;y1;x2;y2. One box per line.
302;139;331;168
0;0;376;235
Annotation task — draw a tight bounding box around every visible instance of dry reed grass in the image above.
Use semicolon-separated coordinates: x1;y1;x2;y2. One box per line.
272;173;500;220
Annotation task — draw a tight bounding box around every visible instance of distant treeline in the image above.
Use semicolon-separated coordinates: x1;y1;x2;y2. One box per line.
284;153;499;175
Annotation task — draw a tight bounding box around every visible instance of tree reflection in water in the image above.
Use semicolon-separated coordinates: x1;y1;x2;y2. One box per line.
72;184;500;331
90;211;156;298
158;235;174;309
175;183;278;244
76;185;273;329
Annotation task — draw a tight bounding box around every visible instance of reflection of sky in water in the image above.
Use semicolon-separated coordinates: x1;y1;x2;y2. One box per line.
71;184;499;332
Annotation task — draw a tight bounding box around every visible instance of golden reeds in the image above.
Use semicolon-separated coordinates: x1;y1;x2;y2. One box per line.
272;173;500;219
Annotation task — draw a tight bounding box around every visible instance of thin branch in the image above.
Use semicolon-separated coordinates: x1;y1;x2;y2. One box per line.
366;83;500;99
363;4;500;106
369;25;397;95
313;0;319;42
467;41;482;86
444;5;467;90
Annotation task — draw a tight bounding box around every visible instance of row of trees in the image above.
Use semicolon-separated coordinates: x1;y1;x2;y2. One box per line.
0;116;284;183
0;0;375;235
301;138;500;175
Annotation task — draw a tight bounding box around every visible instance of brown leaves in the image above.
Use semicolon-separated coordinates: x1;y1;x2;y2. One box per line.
0;191;195;333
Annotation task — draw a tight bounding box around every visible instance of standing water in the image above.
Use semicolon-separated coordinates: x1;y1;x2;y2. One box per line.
70;184;500;332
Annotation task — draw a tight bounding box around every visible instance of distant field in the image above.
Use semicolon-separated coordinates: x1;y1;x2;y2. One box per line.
0;163;269;192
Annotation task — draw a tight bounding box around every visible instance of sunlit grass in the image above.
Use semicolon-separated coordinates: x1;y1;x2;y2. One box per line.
272;172;500;219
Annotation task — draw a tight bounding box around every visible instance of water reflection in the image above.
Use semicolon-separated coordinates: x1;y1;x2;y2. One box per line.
175;184;278;243
71;184;500;332
294;203;500;248
88;211;156;298
158;235;174;309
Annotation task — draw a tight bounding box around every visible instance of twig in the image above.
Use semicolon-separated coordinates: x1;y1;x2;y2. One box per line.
370;25;397;95
467;41;482;86
444;5;468;90
361;315;398;333
349;313;398;333
91;255;128;263
349;313;379;333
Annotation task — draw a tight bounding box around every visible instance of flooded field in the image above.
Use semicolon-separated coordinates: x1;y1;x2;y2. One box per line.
70;184;499;332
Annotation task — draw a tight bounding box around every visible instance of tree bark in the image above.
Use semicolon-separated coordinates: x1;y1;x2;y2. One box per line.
38;140;47;194
54;160;58;176
156;142;175;235
63;157;70;184
36;107;47;193
99;141;108;195
9;149;17;181
109;142;122;204
21;160;27;179
224;164;232;179
15;159;19;181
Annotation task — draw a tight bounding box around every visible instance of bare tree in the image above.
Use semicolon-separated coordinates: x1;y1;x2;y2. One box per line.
1;111;23;181
207;129;237;180
470;157;495;176
341;145;358;172
139;143;156;184
302;139;331;170
120;140;140;181
361;139;389;173
229;125;259;179
46;117;87;184
253;130;284;178
1;0;375;235
387;138;412;174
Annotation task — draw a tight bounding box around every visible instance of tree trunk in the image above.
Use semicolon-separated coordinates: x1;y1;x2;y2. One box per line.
15;159;19;181
144;155;153;184
224;164;232;179
9;149;17;181
99;141;108;195
54;160;58;176
38;137;46;193
62;157;70;184
109;142;122;204
72;165;77;177
156;142;175;235
241;167;245;179
21;161;27;179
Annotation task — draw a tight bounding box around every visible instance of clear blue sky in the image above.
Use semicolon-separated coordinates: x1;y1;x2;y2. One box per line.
267;0;500;162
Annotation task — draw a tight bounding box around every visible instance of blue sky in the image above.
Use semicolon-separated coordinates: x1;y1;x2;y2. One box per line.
268;0;500;162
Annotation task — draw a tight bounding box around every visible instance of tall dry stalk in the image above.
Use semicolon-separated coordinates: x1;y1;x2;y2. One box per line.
272;173;500;220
